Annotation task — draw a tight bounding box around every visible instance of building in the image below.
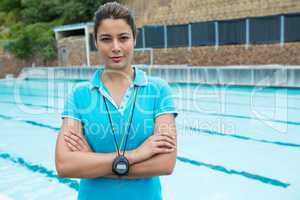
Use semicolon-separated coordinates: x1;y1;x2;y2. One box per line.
53;0;300;67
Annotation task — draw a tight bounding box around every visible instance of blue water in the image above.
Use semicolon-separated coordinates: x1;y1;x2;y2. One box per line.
0;78;300;200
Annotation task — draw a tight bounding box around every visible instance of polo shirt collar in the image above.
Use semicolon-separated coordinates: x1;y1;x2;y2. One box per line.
89;66;148;90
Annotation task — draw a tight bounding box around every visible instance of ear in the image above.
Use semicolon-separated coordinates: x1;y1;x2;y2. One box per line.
95;39;100;51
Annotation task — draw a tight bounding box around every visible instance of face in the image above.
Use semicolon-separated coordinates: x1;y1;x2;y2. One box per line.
95;18;135;70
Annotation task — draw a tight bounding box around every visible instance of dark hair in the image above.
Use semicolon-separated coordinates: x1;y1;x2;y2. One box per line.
94;2;137;42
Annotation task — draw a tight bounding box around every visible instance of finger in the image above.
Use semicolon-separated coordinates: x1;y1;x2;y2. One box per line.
67;133;92;152
155;141;175;149
64;135;82;151
67;143;77;152
154;135;176;146
65;138;80;152
154;147;175;154
69;130;90;146
69;129;82;140
156;141;175;148
158;133;176;140
155;134;176;144
68;130;93;150
153;135;176;146
66;133;86;149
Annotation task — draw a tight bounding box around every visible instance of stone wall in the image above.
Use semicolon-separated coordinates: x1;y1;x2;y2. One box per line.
63;42;300;66
123;0;300;26
0;52;58;79
56;36;87;66
0;53;23;78
82;43;300;66
132;43;300;66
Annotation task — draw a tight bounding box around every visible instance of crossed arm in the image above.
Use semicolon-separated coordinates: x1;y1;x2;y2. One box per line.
55;114;177;179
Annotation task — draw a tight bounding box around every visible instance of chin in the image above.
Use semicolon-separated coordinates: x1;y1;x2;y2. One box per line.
106;62;130;70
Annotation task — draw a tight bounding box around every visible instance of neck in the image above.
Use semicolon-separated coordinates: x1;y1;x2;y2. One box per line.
102;66;134;85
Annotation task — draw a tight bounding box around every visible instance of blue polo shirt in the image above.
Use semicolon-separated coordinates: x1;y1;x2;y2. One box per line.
62;67;178;200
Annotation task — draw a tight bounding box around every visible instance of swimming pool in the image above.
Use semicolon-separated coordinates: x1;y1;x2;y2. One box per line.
0;78;299;200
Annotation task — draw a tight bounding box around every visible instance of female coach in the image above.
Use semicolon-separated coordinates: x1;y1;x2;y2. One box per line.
55;2;178;200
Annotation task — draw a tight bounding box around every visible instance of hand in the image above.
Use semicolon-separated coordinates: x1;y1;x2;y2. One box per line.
63;129;92;152
132;133;176;163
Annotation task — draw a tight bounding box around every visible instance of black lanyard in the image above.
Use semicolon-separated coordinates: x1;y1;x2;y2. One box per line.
102;86;139;157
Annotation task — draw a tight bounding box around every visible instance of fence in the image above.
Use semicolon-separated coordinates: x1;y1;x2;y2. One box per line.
88;13;300;51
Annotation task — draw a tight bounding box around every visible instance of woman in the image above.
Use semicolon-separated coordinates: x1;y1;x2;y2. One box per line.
55;2;178;200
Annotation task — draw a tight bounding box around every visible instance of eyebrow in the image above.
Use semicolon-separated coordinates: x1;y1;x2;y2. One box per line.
119;33;130;36
99;32;131;37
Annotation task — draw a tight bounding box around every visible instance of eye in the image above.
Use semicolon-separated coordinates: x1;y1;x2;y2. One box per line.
100;38;111;42
119;36;129;41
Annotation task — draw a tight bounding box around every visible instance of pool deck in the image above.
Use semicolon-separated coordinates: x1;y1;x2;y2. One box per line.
0;194;13;200
17;64;300;88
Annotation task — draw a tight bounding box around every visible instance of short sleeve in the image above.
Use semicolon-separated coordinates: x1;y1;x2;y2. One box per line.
61;89;82;122
154;80;178;118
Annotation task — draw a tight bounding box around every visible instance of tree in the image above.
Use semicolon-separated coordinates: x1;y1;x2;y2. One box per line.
1;0;118;62
60;0;104;24
4;23;56;61
0;0;22;12
21;0;63;24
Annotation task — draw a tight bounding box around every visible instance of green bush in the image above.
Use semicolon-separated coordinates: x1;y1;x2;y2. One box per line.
1;0;117;62
5;23;56;61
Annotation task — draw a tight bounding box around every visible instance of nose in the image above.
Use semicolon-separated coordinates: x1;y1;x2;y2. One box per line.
112;39;121;53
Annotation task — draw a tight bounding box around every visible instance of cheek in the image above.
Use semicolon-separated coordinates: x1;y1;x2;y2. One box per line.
124;43;134;55
98;46;109;57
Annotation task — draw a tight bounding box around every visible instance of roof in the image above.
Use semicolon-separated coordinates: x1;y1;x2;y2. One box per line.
53;22;94;32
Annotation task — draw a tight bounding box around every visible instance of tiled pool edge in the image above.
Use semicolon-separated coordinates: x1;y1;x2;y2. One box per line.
18;65;300;88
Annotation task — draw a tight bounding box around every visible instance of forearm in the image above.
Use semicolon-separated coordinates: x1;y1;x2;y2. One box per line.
106;152;177;179
129;152;176;177
56;147;141;179
56;151;116;178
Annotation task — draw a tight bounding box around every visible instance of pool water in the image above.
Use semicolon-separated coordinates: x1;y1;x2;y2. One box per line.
0;78;299;200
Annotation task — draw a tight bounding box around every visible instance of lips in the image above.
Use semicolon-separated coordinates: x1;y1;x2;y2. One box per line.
111;56;123;63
